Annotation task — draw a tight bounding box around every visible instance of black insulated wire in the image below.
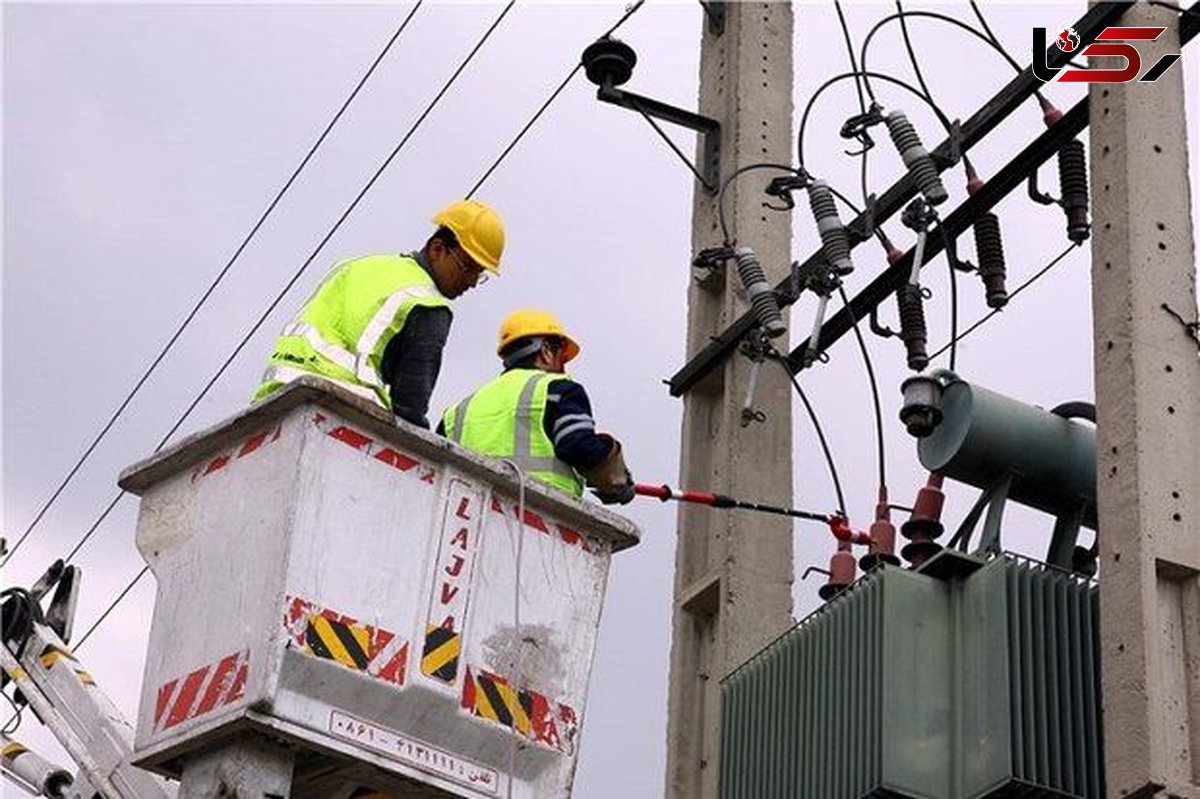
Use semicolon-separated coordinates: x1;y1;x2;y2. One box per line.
0;3;426;570
831;1;872;206
49;1;652;658
467;0;646;197
797;71;952;173
769;348;848;517
929;242;1081;361
73;567;150;651
837;286;888;491
51;2;517;569
716;162;800;247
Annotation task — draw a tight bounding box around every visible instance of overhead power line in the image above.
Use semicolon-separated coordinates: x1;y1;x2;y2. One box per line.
1;3;425;569
43;4;517;670
467;0;646;197
928;242;1081;361
67;0;644;651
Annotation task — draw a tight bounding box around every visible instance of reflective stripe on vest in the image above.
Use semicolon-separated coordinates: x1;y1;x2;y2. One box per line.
252;255;449;409
258;364;380;404
444;371;581;495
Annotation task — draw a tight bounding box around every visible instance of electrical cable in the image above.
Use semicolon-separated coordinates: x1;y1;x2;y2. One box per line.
801;182;888;493
836;285;887;492
0;4;426;570
466;0;646;197
72;566;149;652
43;0;647;666
967;1;1023;73
831;1;875;217
52;2;516;568
1;693;21;735
716;162;800;247
769;346;847;516
939;224;960;371
797;71;951;171
889;2;970;368
927;241;1080;361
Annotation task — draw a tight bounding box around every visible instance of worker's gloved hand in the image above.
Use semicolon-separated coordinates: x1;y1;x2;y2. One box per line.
583;434;635;505
596;470;635;505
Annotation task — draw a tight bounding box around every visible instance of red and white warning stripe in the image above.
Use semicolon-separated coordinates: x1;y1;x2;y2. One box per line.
312;414;437;485
489;499;597;554
191;423;283;483
153;649;249;733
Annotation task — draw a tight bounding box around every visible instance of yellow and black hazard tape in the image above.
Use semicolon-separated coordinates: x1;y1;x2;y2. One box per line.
469;670;531;736
305;615;370;671
420;624;460;683
39;644;75;669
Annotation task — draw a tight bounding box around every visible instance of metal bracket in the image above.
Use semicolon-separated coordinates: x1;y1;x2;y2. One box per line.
1027;167;1060;207
596;84;722;192
700;1;726;35
692;245;734;290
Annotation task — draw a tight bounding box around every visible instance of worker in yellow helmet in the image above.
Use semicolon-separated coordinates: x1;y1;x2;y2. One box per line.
439;310;635;504
252;200;504;428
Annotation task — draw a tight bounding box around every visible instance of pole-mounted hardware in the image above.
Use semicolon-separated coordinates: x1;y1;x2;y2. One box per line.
896;197;939;371
699;1;726;36
666;0;1143;398
581;37;722;192
738;330;771;427
1028;139;1090;244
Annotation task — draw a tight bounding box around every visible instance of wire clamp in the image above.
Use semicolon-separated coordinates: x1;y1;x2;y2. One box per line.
839;102;884;157
691;245;734;290
763;173;809;211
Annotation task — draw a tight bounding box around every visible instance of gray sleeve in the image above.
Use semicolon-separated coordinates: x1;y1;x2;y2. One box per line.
379;306;453;428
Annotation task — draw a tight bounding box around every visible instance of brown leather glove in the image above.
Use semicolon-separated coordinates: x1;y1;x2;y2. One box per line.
582;434;635;505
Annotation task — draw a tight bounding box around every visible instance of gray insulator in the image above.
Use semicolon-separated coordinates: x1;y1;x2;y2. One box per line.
807;180;855;275
886;110;949;206
735;247;787;338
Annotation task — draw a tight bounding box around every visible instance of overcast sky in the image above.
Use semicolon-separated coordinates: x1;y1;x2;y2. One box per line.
3;2;1197;796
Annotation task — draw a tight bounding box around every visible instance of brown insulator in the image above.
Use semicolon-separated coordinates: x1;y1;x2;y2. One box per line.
860;487;900;572
901;473;946;568
819;543;858;601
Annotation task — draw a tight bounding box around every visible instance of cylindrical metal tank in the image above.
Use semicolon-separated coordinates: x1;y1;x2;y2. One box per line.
918;379;1097;529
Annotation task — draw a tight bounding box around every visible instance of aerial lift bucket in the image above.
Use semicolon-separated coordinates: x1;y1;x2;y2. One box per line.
118;378;639;798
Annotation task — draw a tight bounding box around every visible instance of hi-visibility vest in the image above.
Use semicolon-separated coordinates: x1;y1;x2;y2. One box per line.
252;254;451;409
442;369;584;497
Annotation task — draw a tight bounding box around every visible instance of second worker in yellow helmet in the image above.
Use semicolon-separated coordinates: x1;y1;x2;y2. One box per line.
439;310;635;504
251;199;505;428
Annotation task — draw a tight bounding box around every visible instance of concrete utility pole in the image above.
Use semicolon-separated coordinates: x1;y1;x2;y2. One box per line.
664;4;795;798
1091;5;1200;797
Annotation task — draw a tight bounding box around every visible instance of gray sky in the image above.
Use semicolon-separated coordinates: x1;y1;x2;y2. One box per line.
3;2;1197;796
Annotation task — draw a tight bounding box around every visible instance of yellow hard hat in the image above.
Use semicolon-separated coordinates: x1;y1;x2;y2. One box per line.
497;309;580;363
432;199;505;274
